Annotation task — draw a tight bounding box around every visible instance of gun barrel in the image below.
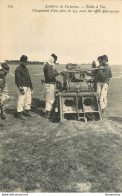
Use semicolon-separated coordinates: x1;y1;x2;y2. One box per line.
61;67;107;73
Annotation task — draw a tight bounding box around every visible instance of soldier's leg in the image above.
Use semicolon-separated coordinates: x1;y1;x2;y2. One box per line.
45;84;51;112
0;100;4;119
1;104;6;119
24;87;35;117
17;87;27;119
45;84;55;118
45;84;55;111
100;83;108;110
24;87;31;111
96;82;102;96
17;88;26;112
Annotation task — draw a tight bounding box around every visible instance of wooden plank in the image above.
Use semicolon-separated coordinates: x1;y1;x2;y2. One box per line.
57;92;97;97
96;96;102;120
76;95;79;121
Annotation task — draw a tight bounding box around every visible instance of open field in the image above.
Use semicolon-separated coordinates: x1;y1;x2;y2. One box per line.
0;64;122;192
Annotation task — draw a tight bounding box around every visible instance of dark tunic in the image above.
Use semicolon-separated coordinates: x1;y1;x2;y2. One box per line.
15;65;32;88
44;62;59;83
95;65;112;84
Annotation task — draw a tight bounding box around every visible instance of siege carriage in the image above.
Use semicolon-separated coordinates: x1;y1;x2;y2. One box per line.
54;64;102;122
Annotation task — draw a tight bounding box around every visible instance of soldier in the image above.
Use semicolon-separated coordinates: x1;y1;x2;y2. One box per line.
15;55;35;120
0;63;9;119
85;55;112;116
96;55;112;115
43;54;60;119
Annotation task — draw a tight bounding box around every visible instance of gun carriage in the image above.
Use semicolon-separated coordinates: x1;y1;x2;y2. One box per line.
54;64;102;122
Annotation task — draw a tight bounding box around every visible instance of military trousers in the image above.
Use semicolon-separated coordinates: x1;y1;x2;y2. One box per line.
97;82;108;110
17;87;31;112
44;83;55;112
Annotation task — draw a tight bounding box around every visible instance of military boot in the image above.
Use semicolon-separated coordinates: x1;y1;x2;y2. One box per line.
1;105;6;120
25;110;35;117
1;112;6;120
18;112;27;120
45;111;51;119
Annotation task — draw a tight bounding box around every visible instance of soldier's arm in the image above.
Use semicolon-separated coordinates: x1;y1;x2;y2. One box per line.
15;69;23;89
109;68;112;78
28;75;33;90
85;71;93;76
27;69;33;89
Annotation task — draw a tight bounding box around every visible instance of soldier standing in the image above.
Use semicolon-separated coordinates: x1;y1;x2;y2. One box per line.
43;54;60;119
96;55;112;115
0;63;9;119
15;55;35;119
85;55;112;117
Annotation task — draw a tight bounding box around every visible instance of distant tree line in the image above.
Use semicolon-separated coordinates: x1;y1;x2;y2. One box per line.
5;60;44;65
4;60;90;65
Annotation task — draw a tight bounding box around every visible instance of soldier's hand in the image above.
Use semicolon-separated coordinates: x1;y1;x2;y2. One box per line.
31;87;34;93
41;79;45;84
84;71;88;74
19;87;25;94
60;72;65;76
82;72;86;77
58;71;62;75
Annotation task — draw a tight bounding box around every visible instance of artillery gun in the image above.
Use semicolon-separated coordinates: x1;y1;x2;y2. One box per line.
54;64;103;122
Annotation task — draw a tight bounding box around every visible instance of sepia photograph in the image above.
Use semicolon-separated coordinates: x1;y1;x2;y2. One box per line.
0;0;122;194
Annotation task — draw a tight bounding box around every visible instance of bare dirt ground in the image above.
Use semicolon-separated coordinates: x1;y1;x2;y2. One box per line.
0;64;122;192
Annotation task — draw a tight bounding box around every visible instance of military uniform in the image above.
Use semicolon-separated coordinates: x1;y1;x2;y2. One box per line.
43;54;59;118
95;55;112;110
15;55;34;119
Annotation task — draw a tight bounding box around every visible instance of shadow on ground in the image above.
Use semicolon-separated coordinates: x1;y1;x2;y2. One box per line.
31;98;60;123
107;116;122;123
31;98;45;117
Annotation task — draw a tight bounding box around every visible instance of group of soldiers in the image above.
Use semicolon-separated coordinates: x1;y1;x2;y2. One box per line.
0;53;112;120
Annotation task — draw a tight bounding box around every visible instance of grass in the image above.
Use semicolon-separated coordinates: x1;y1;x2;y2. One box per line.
0;64;122;192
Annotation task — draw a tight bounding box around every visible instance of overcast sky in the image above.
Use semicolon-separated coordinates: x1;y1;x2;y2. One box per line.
0;0;122;65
